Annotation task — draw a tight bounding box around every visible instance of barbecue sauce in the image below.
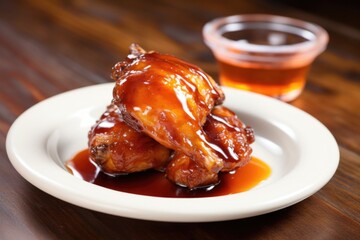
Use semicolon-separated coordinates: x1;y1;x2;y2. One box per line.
66;150;271;198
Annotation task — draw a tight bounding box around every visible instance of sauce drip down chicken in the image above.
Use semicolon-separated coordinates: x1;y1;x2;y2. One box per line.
88;44;255;189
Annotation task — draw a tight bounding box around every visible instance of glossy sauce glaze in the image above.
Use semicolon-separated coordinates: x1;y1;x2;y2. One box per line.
66;150;271;198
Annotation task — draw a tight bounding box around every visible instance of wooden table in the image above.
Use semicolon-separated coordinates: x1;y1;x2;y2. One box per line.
1;0;359;239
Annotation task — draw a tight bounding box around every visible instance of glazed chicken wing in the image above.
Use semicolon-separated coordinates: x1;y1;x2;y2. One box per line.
166;152;219;189
204;105;255;172
88;44;255;189
112;44;225;172
88;104;171;175
166;106;255;188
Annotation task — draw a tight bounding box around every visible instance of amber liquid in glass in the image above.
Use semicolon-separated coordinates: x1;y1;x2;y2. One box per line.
218;60;310;101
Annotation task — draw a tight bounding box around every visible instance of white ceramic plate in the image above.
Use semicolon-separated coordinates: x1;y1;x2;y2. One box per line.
6;83;339;222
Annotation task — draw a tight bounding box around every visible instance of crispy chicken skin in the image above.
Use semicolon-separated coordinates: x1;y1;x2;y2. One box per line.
88;44;255;189
88;104;171;175
112;44;225;172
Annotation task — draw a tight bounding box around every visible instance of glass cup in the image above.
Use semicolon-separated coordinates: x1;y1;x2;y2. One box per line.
203;14;329;102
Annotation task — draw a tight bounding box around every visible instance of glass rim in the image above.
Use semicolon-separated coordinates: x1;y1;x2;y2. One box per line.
203;14;329;56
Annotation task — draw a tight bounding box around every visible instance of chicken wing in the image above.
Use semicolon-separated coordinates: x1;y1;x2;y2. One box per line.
166;152;218;189
88;104;171;175
204;105;255;172
112;44;225;172
89;44;255;189
166;106;255;188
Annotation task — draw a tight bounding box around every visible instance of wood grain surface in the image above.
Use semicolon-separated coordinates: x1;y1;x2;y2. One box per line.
1;0;359;239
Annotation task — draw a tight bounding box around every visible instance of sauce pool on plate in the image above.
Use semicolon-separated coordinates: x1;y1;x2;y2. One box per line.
66;150;271;198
